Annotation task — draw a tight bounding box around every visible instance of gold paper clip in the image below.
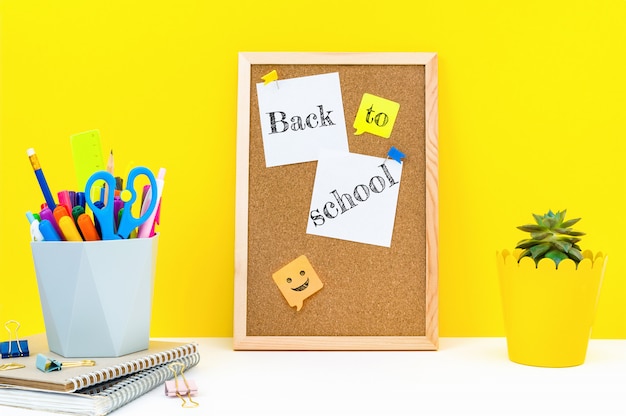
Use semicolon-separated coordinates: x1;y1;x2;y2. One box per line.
1;320;29;358
165;362;199;408
0;363;25;371
35;354;96;372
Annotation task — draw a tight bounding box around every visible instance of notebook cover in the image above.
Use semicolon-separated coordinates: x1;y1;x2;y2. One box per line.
0;334;197;393
0;353;201;416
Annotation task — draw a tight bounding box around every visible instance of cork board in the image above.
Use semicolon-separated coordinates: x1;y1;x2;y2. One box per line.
234;52;438;350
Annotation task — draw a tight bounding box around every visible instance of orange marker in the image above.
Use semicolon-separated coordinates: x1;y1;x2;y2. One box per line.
77;214;101;241
52;204;70;241
58;215;83;241
53;205;71;225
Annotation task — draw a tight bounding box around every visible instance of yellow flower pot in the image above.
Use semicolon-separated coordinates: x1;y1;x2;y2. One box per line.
496;249;607;367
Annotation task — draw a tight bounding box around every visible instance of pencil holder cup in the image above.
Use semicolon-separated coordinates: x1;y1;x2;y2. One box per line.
30;235;159;358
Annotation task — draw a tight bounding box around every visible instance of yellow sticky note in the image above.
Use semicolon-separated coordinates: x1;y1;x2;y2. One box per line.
261;70;278;85
353;93;400;138
272;255;323;311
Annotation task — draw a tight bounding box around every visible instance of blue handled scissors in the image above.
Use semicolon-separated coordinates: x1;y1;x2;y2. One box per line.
85;166;158;240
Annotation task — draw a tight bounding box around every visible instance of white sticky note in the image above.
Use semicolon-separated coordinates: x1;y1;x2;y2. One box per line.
306;150;403;247
256;72;349;167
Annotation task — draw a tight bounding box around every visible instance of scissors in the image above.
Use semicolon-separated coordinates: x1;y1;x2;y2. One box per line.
85;166;158;240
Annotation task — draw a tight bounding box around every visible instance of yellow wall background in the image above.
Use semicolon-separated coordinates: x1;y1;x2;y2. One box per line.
1;0;626;338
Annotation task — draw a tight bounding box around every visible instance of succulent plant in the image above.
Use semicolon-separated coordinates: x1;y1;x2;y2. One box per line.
516;210;585;266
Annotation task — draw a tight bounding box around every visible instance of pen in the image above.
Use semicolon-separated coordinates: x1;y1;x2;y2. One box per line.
77;214;100;241
53;205;83;241
53;205;71;225
104;150;114;206
93;200;104;236
27;148;56;210
71;205;85;223
113;197;123;232
58;191;73;216
39;207;64;240
137;168;166;238
39;220;62;241
75;192;86;210
58;216;83;241
149;202;161;237
71;205;86;239
26;211;44;241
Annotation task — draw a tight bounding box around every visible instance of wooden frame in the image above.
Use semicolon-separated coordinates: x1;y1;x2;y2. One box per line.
234;52;438;350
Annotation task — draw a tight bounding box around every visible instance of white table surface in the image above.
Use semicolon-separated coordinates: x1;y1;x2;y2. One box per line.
3;337;626;416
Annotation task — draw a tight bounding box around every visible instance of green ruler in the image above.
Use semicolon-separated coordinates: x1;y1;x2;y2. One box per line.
70;130;105;195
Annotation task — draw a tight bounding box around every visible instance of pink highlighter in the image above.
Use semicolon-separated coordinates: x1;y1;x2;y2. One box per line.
137;168;165;238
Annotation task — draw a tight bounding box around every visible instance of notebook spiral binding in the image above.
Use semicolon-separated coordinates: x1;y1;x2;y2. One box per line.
86;353;201;414
67;344;197;392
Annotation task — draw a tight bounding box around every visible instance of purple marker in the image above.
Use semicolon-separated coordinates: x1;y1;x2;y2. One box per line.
39;207;64;240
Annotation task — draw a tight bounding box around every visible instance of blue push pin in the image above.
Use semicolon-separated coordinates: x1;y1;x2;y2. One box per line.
387;146;406;164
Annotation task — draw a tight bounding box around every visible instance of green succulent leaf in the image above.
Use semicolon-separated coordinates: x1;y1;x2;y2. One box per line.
568;247;584;262
529;243;551;259
544;216;557;229
560;218;581;228
532;213;544;226
517;224;545;233
571;231;586;237
545;250;568;266
530;231;551;240
515;239;541;249
557;229;586;236
553;240;572;253
554;211;566;224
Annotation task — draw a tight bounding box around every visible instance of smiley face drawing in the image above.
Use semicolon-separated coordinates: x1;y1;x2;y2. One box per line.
272;255;323;311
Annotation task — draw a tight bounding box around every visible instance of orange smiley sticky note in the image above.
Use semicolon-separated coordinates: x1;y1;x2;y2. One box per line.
272;255;323;311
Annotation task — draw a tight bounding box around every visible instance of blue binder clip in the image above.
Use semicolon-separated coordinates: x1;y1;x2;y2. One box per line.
35;354;96;373
1;320;29;359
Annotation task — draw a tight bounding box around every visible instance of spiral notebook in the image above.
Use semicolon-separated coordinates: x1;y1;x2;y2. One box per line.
0;352;200;416
0;334;198;393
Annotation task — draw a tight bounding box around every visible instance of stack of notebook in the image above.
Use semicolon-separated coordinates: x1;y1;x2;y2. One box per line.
0;334;200;415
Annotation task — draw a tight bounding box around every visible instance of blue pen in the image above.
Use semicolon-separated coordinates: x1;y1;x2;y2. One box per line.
76;192;86;210
93;200;104;236
39;219;62;241
27;148;56;210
